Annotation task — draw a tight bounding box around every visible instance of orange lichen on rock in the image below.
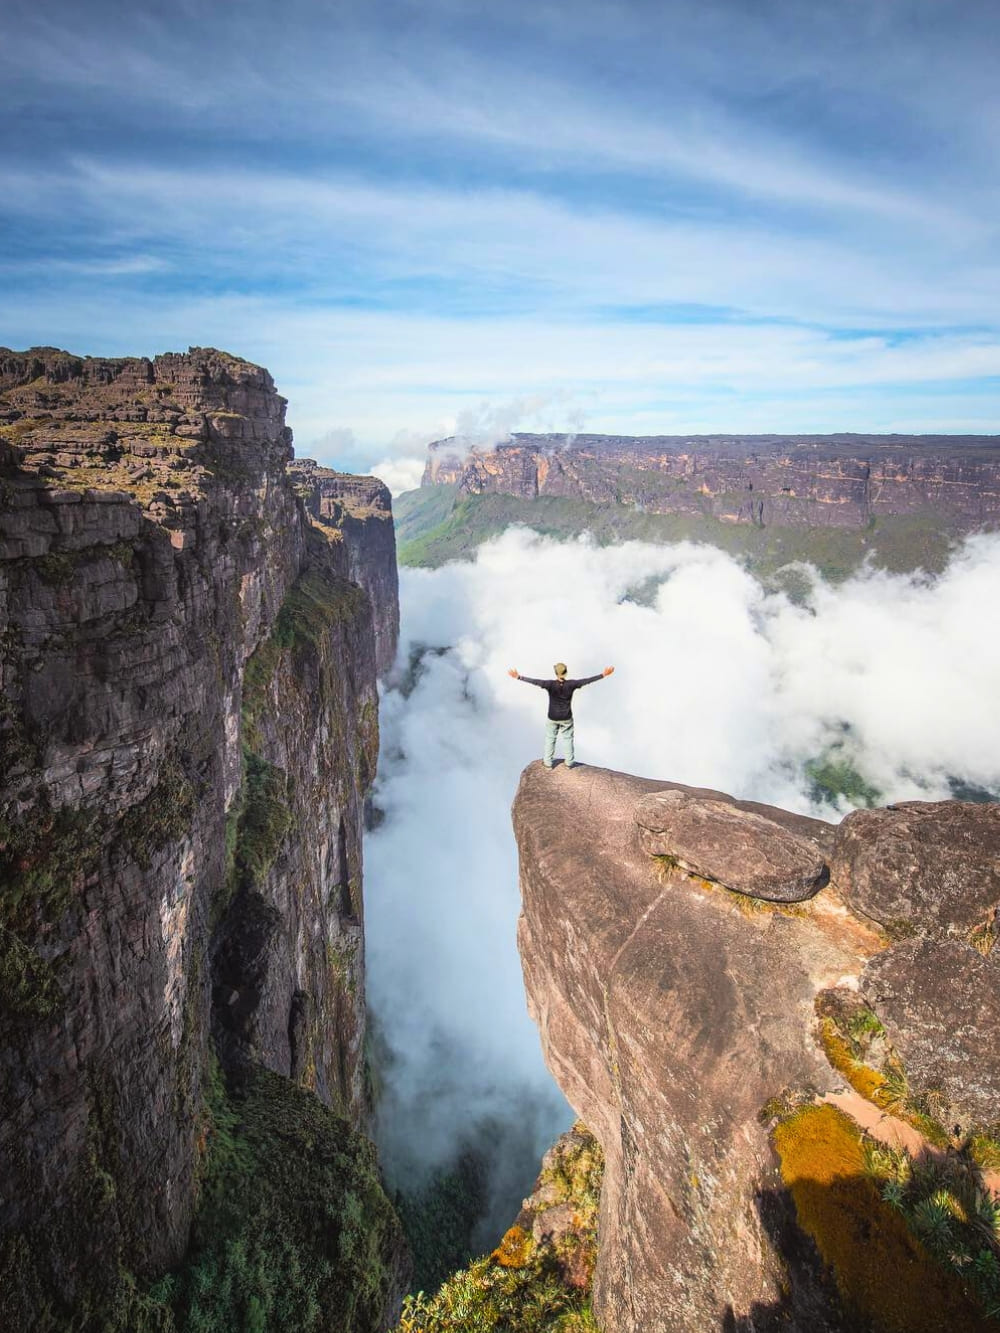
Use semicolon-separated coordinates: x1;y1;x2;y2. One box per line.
492;1225;535;1269
774;1104;993;1332
818;1017;891;1106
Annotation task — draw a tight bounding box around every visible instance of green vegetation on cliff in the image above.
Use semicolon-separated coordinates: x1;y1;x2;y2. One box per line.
150;1064;404;1332
1;1064;404;1333
395;487;957;581
804;747;882;809
396;1125;602;1333
393;1149;490;1295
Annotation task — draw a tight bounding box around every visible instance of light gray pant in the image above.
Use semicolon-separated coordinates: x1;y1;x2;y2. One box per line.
544;718;575;766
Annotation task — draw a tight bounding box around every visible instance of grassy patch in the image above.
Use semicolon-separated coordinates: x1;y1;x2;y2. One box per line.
653;854;805;919
36;551;76;585
0;801;101;931
396;1252;595;1333
969;918;998;958
274;569;366;654
814;996;952;1148
0;924;63;1019
234;750;294;886
241;563;364;751
862;1134;1000;1317
819;1015;893;1108
118;757;197;870
393;484;459;547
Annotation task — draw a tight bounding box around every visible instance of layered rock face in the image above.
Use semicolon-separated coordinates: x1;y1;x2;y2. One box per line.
0;348;403;1323
426;433;1000;532
290;461;399;677
514;764;1000;1332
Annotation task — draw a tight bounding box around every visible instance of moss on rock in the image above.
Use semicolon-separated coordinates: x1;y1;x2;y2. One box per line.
157;1063;405;1332
236;750;294;884
774;1103;997;1330
273;568;366;654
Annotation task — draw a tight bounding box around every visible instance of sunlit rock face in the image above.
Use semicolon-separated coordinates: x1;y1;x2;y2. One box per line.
425;432;1000;531
513;762;1000;1332
0;348;400;1315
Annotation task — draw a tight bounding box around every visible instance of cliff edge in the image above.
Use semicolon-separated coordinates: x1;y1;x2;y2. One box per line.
514;762;1000;1332
0;348;405;1329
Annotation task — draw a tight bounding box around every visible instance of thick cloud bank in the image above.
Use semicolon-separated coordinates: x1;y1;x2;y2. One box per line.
365;528;1000;1217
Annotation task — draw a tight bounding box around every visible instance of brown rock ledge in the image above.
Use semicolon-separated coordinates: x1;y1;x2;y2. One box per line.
518;761;959;1331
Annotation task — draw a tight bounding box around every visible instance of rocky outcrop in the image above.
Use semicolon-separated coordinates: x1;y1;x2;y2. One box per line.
0;348;404;1327
425;432;1000;534
864;939;1000;1130
514;762;1000;1332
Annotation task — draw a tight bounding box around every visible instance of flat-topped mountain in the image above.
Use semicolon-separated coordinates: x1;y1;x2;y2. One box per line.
425;431;1000;529
397;431;1000;575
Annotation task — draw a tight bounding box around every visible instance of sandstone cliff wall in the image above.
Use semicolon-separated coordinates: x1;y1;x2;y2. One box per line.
0;348;403;1326
514;763;1000;1332
426;433;1000;533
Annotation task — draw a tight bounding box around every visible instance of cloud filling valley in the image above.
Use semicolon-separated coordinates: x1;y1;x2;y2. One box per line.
364;527;1000;1224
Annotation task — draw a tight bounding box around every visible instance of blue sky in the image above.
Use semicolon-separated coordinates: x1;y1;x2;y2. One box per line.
2;0;999;482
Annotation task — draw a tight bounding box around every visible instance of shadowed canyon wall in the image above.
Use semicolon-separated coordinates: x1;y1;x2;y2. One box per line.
0;347;405;1328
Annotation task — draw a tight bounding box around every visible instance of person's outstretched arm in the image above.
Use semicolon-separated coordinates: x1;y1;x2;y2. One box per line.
508;669;548;686
572;667;615;687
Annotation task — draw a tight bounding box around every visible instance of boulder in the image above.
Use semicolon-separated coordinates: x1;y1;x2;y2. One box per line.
863;937;1000;1129
634;788;828;902
831;800;1000;937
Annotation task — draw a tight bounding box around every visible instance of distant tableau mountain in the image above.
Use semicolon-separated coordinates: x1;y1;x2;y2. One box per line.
396;432;1000;576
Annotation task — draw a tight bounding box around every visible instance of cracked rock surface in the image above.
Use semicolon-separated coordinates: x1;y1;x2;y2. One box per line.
513;761;999;1332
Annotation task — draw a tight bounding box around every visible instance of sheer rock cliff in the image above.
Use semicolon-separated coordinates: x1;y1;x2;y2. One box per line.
0;347;405;1327
514;762;1000;1332
425;433;1000;533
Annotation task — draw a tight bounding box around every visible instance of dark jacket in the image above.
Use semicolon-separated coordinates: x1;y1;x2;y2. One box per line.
519;674;603;721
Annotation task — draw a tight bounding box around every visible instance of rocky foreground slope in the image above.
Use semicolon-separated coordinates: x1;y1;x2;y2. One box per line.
514;763;1000;1332
0;348;405;1328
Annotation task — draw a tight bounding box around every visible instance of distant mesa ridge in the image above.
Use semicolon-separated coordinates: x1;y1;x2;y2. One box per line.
423;430;1000;533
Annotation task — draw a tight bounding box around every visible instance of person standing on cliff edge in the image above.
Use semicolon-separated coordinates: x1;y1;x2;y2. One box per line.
508;662;615;769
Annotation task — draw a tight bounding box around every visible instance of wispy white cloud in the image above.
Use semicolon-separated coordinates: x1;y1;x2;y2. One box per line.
7;156;999;332
2;0;999;447
4;288;1000;452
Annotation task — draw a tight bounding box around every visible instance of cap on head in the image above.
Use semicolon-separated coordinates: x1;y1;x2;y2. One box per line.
553;662;568;678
